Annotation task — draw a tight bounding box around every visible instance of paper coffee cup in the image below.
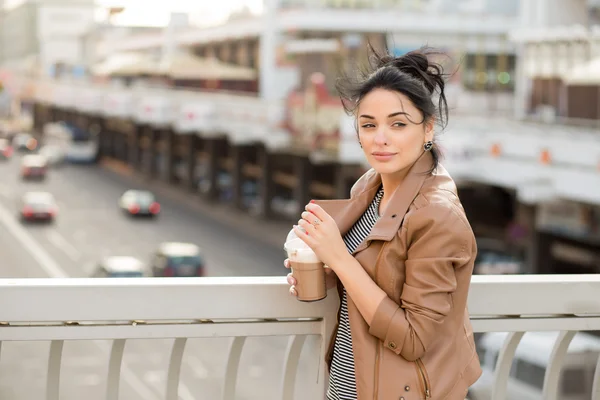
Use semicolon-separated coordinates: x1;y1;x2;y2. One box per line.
284;237;327;302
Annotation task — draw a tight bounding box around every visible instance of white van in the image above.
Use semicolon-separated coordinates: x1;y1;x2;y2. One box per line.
469;331;600;400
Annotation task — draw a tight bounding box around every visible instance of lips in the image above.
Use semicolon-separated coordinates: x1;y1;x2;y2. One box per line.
371;152;397;162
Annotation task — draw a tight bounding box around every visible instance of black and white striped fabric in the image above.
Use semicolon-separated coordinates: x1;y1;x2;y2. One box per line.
327;186;384;400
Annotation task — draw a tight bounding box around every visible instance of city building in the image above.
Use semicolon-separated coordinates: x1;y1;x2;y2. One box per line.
1;0;599;276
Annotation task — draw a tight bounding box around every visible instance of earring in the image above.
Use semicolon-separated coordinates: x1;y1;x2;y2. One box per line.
423;141;433;152
359;141;363;148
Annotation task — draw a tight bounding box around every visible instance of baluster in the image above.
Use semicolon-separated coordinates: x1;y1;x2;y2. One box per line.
279;335;307;400
543;331;576;400
166;338;187;400
106;339;126;400
491;332;524;400
592;351;600;400
222;337;246;400
47;340;64;400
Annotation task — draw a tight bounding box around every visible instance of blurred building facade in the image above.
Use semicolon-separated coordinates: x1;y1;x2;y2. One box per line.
1;0;600;276
0;0;95;76
507;0;600;275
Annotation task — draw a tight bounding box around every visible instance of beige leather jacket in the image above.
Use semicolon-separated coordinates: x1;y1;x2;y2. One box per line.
314;152;482;400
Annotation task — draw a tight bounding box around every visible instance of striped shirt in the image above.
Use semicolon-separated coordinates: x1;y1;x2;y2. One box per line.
327;186;384;400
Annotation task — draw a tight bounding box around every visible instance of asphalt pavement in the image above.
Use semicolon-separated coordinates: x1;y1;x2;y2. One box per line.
0;153;321;400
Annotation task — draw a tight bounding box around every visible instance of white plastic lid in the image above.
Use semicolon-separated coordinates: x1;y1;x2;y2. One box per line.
284;237;320;263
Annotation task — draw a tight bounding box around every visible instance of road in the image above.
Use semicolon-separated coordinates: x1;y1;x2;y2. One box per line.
0;154;321;400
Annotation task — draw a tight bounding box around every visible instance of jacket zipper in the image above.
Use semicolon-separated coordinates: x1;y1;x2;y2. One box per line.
415;359;431;399
372;243;387;400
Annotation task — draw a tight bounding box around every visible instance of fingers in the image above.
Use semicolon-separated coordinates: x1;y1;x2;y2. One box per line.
286;272;296;286
296;220;316;237
284;258;290;269
287;272;297;296
301;211;321;226
305;203;329;223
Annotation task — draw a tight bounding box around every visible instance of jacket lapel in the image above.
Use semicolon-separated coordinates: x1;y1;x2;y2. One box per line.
367;152;432;242
313;152;433;252
312;171;381;237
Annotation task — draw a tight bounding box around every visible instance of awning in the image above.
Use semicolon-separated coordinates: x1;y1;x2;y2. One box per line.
158;52;257;81
92;53;158;77
563;57;600;86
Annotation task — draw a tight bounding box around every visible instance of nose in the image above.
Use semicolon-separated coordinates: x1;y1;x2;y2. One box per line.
374;127;388;146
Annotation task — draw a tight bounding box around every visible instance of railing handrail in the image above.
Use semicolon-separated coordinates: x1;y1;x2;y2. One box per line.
1;274;600;325
2;275;600;400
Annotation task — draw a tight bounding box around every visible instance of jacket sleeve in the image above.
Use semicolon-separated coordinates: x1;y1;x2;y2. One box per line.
367;203;474;361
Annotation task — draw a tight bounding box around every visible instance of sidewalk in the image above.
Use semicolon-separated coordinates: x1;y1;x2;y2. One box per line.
99;158;293;250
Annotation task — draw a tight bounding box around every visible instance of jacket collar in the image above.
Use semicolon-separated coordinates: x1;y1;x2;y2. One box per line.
314;152;433;251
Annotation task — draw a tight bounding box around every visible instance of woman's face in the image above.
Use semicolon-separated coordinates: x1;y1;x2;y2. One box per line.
357;88;433;176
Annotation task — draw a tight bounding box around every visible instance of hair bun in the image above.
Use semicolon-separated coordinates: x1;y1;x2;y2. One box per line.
374;47;445;95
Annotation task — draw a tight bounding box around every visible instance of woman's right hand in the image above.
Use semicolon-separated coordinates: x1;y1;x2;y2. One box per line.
284;258;338;297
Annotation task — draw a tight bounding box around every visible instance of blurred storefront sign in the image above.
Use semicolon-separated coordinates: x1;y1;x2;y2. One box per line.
536;200;600;242
536;200;600;273
550;241;598;268
284;72;342;156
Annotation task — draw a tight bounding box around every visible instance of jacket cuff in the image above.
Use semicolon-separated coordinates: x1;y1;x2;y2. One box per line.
368;296;409;355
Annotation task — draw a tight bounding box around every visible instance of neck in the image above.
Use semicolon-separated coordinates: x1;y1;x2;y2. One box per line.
378;166;410;213
378;152;431;213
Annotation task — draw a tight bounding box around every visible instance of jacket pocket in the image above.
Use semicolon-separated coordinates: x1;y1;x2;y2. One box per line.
415;359;431;399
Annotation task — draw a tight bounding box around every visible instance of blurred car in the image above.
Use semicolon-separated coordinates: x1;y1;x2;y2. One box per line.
39;145;66;167
118;190;161;217
151;242;205;277
468;331;600;400
0;138;13;160
91;256;146;278
474;238;524;275
13;133;38;153
19;191;58;223
20;154;48;180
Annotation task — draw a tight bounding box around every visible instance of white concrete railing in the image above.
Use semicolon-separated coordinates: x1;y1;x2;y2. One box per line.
1;275;600;400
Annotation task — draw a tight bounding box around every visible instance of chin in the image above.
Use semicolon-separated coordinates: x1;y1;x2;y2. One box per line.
370;162;406;175
370;160;410;175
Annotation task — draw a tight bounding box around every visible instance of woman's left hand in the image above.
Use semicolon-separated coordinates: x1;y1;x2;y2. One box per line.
293;202;348;271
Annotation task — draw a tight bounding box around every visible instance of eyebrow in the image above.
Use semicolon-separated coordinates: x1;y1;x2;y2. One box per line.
359;111;410;119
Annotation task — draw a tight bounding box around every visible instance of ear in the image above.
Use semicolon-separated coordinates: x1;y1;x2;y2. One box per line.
424;117;435;142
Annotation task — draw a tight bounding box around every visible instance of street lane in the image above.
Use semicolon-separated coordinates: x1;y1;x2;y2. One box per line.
0;154;321;400
0;222;47;278
0;157;285;278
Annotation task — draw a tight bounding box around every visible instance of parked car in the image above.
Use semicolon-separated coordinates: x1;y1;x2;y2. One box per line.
0;138;13;160
151;242;205;277
469;331;600;400
39;145;66;167
91;256;146;278
13;133;38;153
21;154;48;180
474;238;524;275
118;190;161;217
19;191;58;223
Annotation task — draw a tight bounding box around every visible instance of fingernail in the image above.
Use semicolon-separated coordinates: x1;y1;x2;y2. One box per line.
310;200;315;203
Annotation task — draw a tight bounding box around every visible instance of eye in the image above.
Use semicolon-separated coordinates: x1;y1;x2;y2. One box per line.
360;123;375;129
392;122;406;128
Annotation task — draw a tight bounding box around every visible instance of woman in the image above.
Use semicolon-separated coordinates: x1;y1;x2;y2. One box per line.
285;47;482;400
